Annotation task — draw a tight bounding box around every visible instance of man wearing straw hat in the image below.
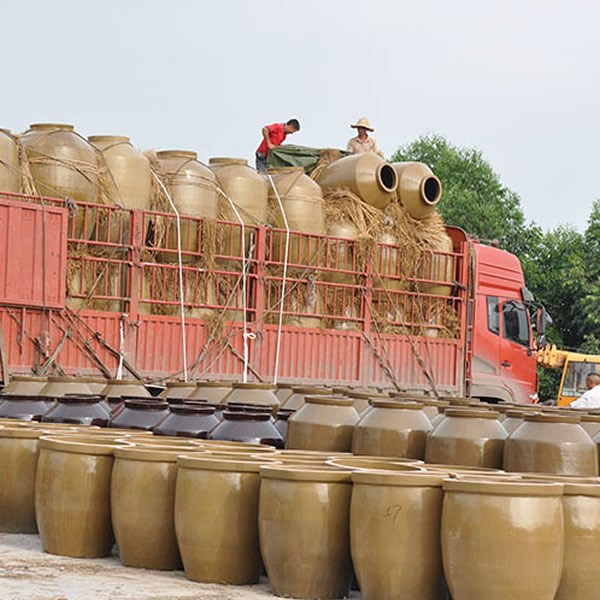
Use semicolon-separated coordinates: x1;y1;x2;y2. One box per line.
346;117;384;158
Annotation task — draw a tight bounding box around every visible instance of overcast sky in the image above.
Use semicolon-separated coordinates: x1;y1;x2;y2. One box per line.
2;0;598;232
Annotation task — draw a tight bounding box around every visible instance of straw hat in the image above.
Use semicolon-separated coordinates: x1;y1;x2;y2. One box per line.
351;117;374;132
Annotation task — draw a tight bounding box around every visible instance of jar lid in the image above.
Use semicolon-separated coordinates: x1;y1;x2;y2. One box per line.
290;386;332;395
169;404;216;415
222;410;271;421
444;408;500;419
209;157;248;166
114;445;205;463
123;399;168;410
443;477;564;496
177;454;267;473
88;135;131;144
524;413;581;424
351;471;444;488
370;399;425;410
259;464;351;483
231;383;276;390
29;123;74;131
58;395;102;404
157;150;198;160
304;395;354;407
195;382;233;388
39;435;129;455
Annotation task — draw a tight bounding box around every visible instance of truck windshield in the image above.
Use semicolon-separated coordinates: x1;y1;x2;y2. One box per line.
562;361;600;397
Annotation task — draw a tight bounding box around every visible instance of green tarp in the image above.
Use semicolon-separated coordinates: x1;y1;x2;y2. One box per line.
267;144;347;174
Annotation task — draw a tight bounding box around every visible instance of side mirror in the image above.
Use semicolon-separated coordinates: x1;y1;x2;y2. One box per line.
536;307;551;335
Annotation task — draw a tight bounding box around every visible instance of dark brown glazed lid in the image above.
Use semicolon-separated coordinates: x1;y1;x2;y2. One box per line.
222;411;272;421
58;395;105;404
123;399;169;410
169;404;216;415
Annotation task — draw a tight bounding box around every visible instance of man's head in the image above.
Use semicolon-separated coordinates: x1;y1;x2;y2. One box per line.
284;119;300;134
356;126;369;138
585;372;600;389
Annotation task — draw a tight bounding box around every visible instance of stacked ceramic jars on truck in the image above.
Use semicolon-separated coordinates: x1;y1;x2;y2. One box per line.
267;167;326;327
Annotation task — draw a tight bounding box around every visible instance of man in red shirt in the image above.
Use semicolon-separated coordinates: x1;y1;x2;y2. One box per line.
255;118;300;171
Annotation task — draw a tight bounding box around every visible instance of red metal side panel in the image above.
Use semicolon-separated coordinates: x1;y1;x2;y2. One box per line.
0;199;67;309
134;316;247;379
364;335;463;393
260;326;362;385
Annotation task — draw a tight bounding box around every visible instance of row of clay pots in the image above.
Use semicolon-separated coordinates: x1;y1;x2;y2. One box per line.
3;422;600;600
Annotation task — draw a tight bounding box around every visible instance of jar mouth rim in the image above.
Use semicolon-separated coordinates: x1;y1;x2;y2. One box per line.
443;477;565;496
304;395;355;407
222;410;272;420
259;464;352;482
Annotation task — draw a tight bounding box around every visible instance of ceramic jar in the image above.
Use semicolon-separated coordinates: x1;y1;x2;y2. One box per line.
42;395;111;427
419;399;450;421
188;381;233;403
35;436;128;557
280;386;333;411
2;375;48;396
580;414;600;438
286;395;360;452
153;404;219;438
274;408;295;441
0;427;45;532
0;394;51;421
259;465;353;599
441;478;564;600
275;383;295;405
175;456;267;584
160;381;198;400
346;390;388;414
110;399;170;431
554;480;600;599
425;408;507;468
505;413;598;476
350;471;445;600
222;383;279;410
101;379;151;410
111;446;198;570
40;376;93;397
208;411;284;448
352;400;432;459
501;409;526;435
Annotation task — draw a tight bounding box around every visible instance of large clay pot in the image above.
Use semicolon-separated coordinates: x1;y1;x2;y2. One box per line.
391;162;442;220
110;398;170;431
580;414;600;438
554;480;600;600
153;404;219;438
505;413;598;476
286;395;360;452
351;471;444;600
441;478;564;600
209;157;268;257
315;153;398;209
188;381;233;403
328;456;424;472
87;135;151;210
35;435;128;557
111;446;196;570
175;455;268;584
274;408;295;441
0;427;45;533
42;395;111;427
420;398;450;421
101;379;151;403
223;382;279;410
0;128;19;193
425;407;507;468
268;167;325;266
353;400;432;459
281;386;333;411
160;381;197;401
501;409;526;435
0;394;51;421
40;376;93;398
275;383;294;405
259;465;353;599
21;123;98;204
2;375;48;396
208;411;284;448
346;390;389;414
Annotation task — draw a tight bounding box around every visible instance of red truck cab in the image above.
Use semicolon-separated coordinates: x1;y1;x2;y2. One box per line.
470;241;538;404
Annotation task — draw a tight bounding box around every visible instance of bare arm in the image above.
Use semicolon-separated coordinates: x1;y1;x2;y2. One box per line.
262;126;275;150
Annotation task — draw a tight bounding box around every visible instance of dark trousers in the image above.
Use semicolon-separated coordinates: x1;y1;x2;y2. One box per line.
255;153;268;172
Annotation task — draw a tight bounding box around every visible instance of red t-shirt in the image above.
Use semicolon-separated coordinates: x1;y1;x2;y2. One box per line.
256;123;286;156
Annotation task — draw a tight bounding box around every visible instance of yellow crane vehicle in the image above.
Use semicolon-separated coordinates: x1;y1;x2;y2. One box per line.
536;345;600;406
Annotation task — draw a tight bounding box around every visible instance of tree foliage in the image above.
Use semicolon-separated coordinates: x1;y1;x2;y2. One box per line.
391;134;600;399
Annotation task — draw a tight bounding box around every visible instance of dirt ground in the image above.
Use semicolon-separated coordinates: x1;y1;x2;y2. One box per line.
0;533;362;600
